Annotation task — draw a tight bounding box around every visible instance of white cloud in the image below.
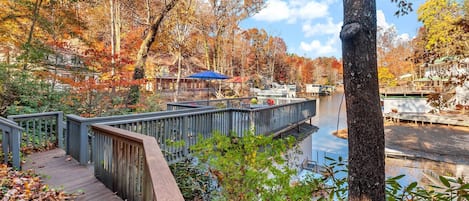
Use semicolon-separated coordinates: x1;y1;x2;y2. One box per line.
377;10;390;29
252;0;291;22
299;15;342;57
253;0;331;23
300;38;337;56
295;1;329;22
302;18;342;37
377;10;411;46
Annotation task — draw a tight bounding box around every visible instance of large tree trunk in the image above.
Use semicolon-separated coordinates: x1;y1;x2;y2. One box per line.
128;0;179;105
341;0;385;200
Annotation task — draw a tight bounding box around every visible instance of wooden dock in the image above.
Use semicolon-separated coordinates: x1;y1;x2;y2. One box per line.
380;91;433;97
23;149;122;201
385;112;469;127
379;86;435;98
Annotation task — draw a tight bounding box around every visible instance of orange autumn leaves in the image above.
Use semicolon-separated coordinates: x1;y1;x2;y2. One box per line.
0;164;75;200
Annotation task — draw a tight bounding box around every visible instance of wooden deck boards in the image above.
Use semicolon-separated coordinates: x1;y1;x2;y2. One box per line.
23;149;122;201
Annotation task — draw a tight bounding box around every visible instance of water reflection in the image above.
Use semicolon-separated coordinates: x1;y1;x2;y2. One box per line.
297;90;469;186
310;92;348;155
386;157;469;186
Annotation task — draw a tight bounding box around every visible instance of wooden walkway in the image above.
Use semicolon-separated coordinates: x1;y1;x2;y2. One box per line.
23;149;122;201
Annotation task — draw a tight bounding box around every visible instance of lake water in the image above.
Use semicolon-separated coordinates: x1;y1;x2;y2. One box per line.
296;90;469;187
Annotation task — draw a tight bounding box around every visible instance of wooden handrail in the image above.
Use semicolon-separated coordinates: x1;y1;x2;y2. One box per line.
91;125;184;201
66;107;207;164
0;117;23;130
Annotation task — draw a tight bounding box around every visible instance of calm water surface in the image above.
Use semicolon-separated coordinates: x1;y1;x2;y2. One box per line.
296;90;469;186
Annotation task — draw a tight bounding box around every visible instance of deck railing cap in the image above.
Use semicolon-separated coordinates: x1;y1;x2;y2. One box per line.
66;108;209;123
103;108;231;126
0;117;24;130
8;111;63;120
168;96;255;105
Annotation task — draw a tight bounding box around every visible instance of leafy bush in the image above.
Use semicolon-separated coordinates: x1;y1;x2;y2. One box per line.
0;64;73;116
189;131;469;200
191;131;317;200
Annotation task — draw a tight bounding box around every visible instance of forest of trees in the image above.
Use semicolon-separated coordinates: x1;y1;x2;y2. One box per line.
0;0;468;200
0;0;467;116
0;0;344;116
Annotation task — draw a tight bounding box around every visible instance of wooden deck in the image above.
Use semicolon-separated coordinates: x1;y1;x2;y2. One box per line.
23;149;122;201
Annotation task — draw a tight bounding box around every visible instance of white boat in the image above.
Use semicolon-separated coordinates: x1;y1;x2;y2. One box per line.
254;83;297;98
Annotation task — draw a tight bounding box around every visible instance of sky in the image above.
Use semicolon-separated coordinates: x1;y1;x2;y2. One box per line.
240;0;426;59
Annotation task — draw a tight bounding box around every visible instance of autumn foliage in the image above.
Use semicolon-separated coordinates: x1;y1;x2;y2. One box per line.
0;164;75;200
0;0;466;115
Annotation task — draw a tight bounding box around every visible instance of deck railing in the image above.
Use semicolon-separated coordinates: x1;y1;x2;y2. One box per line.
2;98;316;168
0;116;23;169
248;100;316;135
165;103;215;110
66;108;208;164
105;108;234;163
104;99;316;164
91;125;184;201
167;97;255;109
8;112;65;150
256;97;306;105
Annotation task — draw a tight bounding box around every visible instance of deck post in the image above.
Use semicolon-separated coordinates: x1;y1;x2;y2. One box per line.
78;123;89;165
1;127;21;169
1;130;8;165
1;117;23;169
66;116;90;165
10;128;21;169
57;112;65;149
66;119;71;155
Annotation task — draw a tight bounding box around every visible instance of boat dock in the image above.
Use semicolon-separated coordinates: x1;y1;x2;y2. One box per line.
380;86;435;98
381;91;433;97
385;112;469;127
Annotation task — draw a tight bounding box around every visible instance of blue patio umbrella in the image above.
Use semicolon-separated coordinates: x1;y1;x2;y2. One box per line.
187;70;229;101
187;70;229;80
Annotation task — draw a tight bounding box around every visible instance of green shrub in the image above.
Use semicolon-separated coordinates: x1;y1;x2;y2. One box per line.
189;131;469;200
0;64;73;116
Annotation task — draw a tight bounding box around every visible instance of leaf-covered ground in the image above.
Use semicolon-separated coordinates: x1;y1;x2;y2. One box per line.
0;164;75;200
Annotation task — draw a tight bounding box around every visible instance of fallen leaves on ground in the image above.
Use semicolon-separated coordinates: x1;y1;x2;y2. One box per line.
0;164;76;200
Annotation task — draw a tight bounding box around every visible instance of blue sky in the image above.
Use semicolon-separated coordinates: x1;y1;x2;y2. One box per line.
240;0;426;59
